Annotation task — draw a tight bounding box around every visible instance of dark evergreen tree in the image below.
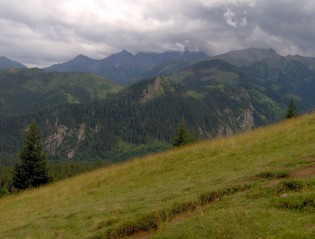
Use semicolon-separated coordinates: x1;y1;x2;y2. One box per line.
286;98;298;119
172;118;195;147
12;121;50;190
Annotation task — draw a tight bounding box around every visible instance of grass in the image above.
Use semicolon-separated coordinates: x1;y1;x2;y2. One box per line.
1;113;315;238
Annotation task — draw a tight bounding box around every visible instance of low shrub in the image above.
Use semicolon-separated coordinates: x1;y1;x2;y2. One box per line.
274;194;315;210
278;180;305;193
257;170;289;179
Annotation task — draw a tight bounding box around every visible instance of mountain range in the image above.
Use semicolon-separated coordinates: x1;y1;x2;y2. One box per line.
44;50;210;84
4;47;315;84
1;48;315;163
1;47;315;163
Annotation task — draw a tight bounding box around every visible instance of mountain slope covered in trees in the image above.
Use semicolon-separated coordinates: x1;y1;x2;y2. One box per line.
0;68;122;116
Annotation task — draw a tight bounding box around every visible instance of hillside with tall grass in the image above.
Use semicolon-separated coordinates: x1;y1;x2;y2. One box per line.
1;113;315;238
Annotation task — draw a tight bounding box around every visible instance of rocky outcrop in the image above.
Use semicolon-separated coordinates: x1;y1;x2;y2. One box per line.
45;125;68;154
237;106;255;131
45;123;87;159
140;77;165;104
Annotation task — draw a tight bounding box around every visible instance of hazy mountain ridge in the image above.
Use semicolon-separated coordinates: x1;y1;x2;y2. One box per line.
0;56;27;70
209;47;280;66
44;54;98;72
44;50;210;84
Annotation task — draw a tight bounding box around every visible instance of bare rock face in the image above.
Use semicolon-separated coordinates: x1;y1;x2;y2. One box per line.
237;106;255;131
198;105;255;139
45;123;87;159
140;77;165;104
45;125;69;154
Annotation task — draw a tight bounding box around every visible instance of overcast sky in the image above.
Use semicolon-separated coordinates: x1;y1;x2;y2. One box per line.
1;0;315;67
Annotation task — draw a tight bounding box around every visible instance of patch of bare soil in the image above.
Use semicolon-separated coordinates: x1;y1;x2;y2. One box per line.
290;164;315;179
265;179;282;188
126;229;156;239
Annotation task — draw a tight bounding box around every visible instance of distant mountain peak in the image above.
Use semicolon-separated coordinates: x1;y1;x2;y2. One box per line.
102;49;134;64
0;56;27;70
0;56;9;60
43;54;97;72
74;54;90;59
71;54;94;63
120;49;133;55
114;49;134;58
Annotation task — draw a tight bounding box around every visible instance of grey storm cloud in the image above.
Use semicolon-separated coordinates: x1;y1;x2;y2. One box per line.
0;0;315;67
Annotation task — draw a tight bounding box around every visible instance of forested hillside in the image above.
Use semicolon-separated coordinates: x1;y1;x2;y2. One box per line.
0;68;122;116
0;59;312;164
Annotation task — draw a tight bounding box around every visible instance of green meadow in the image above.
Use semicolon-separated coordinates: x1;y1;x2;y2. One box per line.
1;113;315;238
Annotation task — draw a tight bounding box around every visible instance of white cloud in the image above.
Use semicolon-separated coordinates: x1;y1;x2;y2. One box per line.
0;0;314;66
224;7;248;28
224;8;238;27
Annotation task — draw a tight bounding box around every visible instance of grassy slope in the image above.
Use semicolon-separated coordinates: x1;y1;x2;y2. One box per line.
1;113;315;238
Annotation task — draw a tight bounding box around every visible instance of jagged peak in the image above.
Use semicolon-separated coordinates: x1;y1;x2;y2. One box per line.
117;49;134;57
73;54;90;59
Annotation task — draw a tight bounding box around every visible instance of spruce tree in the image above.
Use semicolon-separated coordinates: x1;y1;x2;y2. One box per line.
172;118;195;147
285;98;298;119
12;121;50;190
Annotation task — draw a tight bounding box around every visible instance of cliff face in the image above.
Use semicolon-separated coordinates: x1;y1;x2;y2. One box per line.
45;123;88;159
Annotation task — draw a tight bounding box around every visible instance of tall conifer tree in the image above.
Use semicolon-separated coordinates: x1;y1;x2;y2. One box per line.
285;98;298;119
12;121;50;190
172;118;195;147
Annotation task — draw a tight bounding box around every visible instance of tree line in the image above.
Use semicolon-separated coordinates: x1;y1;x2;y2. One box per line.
0;97;299;196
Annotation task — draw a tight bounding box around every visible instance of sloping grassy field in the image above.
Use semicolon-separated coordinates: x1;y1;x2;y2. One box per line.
1;113;315;238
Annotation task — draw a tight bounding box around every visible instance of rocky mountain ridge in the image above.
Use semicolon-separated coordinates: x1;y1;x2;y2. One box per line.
44;50;209;84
